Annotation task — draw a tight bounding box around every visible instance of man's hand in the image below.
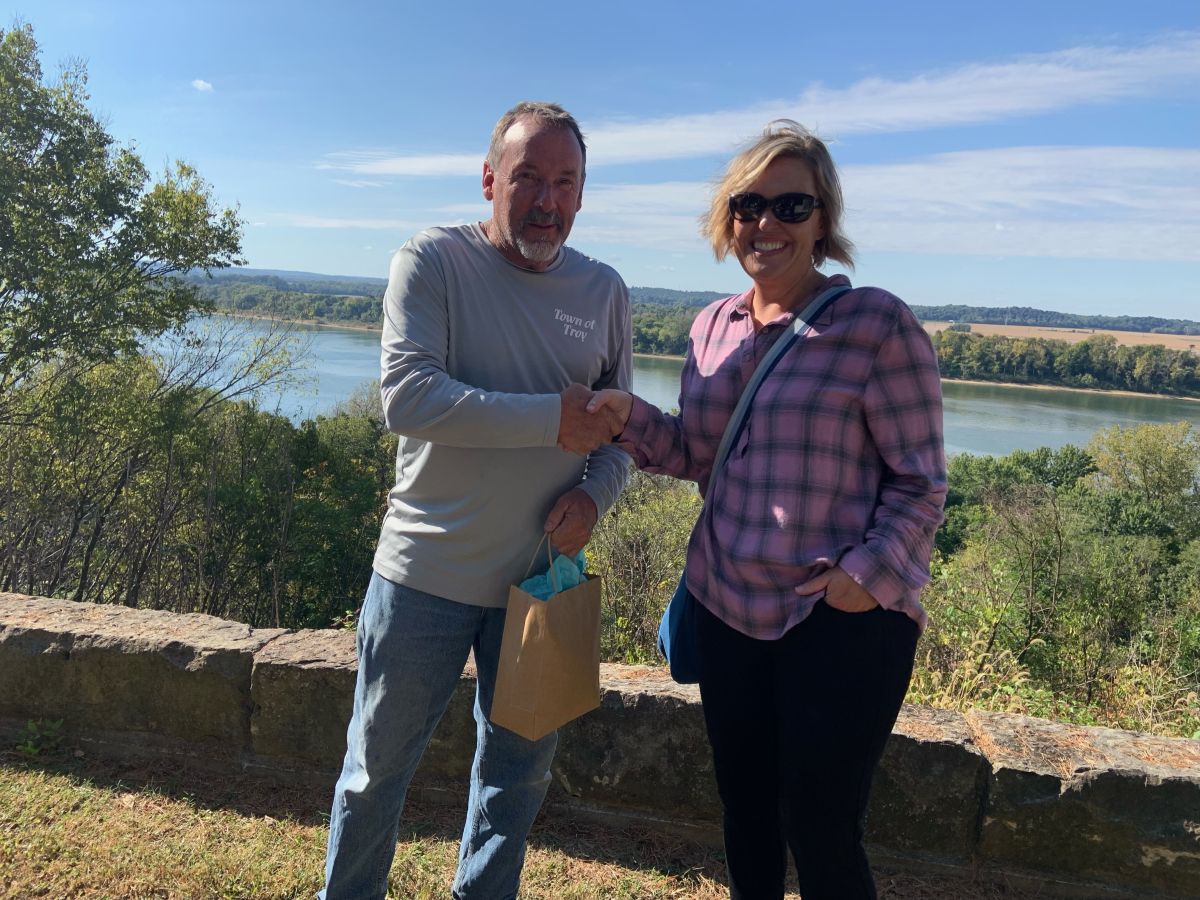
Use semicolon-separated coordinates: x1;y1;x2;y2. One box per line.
586;389;633;434
558;383;624;454
795;565;879;613
543;487;598;557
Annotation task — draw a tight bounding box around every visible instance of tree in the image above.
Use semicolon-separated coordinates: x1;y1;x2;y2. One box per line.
919;437;1200;737
0;328;300;610
1088;422;1200;510
0;24;242;416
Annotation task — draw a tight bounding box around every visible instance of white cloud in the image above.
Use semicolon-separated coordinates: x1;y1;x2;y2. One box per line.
191;79;214;93
569;182;709;251
272;213;427;230
306;138;1200;265
586;33;1200;165
321;32;1200;174
333;179;388;189
319;151;482;177
436;201;490;216
573;147;1200;263
841;146;1200;261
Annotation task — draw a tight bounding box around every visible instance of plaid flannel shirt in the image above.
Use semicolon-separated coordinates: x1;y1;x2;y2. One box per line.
620;275;946;639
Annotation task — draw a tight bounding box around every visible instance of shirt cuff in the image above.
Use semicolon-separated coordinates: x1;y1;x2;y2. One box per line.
542;396;564;448
616;394;654;447
838;544;908;611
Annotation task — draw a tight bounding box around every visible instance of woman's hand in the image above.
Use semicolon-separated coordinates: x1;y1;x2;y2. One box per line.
586;389;634;435
795;565;879;612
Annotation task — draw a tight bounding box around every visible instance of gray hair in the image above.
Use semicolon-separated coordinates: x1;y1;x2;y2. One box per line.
486;101;587;176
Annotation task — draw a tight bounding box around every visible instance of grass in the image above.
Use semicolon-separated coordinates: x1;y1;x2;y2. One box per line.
0;750;1053;899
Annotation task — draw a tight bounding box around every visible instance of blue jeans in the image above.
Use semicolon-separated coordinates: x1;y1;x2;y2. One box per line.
320;573;559;900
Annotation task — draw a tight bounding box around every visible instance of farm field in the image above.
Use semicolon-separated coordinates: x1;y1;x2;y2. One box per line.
922;321;1200;351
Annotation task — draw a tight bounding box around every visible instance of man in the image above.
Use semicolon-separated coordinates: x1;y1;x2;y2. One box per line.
320;102;630;900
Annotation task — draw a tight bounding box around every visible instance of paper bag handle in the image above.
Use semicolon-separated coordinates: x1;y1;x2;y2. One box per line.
523;534;562;594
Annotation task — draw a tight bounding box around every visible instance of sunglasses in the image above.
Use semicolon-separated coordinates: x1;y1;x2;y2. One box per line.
728;192;823;223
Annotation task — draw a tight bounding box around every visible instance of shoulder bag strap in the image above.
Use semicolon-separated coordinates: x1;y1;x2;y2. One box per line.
709;283;851;475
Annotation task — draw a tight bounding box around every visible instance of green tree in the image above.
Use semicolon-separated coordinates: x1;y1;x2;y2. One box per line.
0;23;242;416
936;446;1094;555
918;429;1200;737
0;330;298;611
1088;422;1200;516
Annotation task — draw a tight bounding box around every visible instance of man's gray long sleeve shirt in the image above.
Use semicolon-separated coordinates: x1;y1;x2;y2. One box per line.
373;223;632;607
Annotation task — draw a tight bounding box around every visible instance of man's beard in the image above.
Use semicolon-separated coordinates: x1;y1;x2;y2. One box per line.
513;211;564;263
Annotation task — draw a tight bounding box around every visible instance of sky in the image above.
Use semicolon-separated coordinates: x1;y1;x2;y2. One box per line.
9;1;1200;318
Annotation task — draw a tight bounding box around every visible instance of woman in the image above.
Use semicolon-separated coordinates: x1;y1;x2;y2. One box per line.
590;121;946;899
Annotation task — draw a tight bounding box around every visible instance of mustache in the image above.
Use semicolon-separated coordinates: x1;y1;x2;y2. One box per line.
522;210;563;229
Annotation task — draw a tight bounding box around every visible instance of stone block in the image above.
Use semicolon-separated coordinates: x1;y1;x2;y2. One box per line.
0;592;282;754
552;664;718;822
249;630;479;783
249;628;357;770
969;710;1200;898
7;593;1200;898
868;704;988;864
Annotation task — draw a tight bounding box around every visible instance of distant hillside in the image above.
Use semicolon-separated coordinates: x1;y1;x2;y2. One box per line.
629;286;726;307
186;268;386;299
184;268;384;325
187;268;1200;339
193;267;386;285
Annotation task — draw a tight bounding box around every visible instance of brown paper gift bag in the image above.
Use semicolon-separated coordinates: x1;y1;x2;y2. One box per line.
490;540;602;741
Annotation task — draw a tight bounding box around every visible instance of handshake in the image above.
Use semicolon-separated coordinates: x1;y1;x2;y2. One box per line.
556;383;633;455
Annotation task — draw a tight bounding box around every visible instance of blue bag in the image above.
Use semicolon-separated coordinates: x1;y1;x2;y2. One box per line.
655;284;849;685
657;573;701;684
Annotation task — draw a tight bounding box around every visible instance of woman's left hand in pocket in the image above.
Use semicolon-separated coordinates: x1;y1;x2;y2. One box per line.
795;565;879;612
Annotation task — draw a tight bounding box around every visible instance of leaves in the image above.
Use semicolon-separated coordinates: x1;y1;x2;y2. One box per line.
588;472;700;663
14;719;64;757
930;330;1200;396
919;424;1200;737
0;24;243;408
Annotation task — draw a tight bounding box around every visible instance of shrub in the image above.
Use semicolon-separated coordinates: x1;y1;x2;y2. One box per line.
589;471;700;663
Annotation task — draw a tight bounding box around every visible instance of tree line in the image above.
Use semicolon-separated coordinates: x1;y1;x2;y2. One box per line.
199;281;381;325
1;358;390;629
933;330;1200;397
196;277;1200;396
191;271;1200;382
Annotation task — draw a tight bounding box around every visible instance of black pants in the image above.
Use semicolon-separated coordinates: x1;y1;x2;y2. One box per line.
695;599;919;900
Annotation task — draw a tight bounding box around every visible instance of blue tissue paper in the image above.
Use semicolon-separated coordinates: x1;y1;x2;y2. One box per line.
519;551;587;600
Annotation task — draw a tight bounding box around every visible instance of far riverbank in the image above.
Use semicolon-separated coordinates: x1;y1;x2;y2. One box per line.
211;313;1200;404
943;378;1200;404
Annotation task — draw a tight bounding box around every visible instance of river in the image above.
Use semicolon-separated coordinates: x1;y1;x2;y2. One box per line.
231;322;1200;457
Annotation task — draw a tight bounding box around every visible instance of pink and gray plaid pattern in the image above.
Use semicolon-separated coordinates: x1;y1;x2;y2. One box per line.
620;275;946;639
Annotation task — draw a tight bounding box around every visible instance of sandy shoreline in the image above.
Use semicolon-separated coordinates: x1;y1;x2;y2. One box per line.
633;351;686;362
943;378;1200;403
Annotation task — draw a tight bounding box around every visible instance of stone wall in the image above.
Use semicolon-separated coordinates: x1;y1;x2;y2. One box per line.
2;592;1198;898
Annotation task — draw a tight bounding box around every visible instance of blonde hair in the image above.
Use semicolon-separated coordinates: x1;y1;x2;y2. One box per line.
701;120;854;269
